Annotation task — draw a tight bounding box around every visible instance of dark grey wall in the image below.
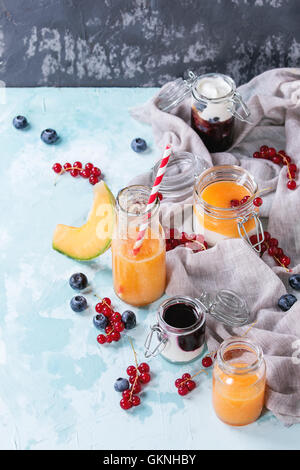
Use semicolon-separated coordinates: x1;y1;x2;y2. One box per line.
0;0;300;87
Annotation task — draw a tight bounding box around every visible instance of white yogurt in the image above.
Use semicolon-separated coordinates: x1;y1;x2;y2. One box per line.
194;75;233;122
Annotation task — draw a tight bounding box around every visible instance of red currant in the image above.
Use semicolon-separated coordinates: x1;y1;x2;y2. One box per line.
287;180;296;190
253;152;260;159
253;197;263;207
89;175;99;185
92;167;101;177
111;312;121;322
63;162;72;172
289;163;297;173
139;372;151;384
178;385;189;396
269;238;278;247
186;380;196;391
260;145;269;153
175;378;183;388
85;163;94;171
73;161;82;169
131;395;141;407
111;331;120;342
95;302;103;313
97;334;106;344
264;231;271;241
230;199;240;208
268;246;278;257
277;247;284;257
102;297;111;306
267;147;276;158
138;363;150;374
52;163;62;173
127;366;137;376
129;375;137;385
105;326;113;335
260;243;267;254
272;155;281;164
288;170;296;179
278;150;286;156
279;255;291;267
122;390;131;400
114;321;125;333
240;195;250;205
131;382;141;394
202;356;213;368
106;336;113;344
182;373;191;380
70;169;79;177
80;169;91;178
102;305;112;317
120;398;132;410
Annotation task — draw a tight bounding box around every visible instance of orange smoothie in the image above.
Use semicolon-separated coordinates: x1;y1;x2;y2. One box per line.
194;180;256;240
213;362;266;426
112;229;166;307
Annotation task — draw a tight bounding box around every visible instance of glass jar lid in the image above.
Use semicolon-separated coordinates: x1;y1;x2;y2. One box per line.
151;151;209;203
156;71;198;112
197;289;250;326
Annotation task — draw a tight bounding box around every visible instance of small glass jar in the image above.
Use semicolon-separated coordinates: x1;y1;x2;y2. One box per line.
144;296;206;364
111;185;166;307
151;151;209;203
193;165;264;252
213;337;266;426
156;71;250;153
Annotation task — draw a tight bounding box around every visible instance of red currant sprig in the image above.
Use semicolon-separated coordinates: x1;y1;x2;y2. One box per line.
96;296;125;345
52;161;102;186
250;231;292;271
175;368;208;397
165;229;208;253
230;193;264;209
253;145;297;190
120;340;151;410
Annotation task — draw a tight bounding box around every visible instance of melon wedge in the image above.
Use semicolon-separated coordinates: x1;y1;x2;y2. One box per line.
53;181;115;260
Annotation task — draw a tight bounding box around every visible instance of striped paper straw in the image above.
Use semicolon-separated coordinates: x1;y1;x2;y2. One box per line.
133;144;172;255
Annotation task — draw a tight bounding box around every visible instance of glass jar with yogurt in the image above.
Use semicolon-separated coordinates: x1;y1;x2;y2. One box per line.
156;71;250;153
193;165;264;252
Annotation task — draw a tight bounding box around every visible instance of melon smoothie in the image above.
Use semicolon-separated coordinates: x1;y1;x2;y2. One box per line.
112;185;166;307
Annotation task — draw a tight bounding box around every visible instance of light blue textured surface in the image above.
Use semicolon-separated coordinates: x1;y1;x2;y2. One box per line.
0;88;299;450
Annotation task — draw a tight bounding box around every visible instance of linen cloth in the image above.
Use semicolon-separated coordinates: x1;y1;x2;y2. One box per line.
131;68;300;425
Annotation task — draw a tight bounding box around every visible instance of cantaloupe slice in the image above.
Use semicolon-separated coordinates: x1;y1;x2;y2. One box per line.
53;181;115;260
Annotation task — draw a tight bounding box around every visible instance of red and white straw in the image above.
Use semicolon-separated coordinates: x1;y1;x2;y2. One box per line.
133;144;172;255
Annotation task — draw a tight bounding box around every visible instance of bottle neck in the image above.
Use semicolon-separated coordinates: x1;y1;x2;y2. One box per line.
217;337;264;376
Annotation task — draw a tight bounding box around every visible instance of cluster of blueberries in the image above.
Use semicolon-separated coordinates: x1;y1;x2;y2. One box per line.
278;274;300;311
13;115;58;144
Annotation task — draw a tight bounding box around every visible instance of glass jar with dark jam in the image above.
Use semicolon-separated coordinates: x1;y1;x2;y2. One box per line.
156;71;251;153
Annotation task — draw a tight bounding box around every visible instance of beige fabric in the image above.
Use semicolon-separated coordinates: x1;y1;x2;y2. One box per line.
131;68;300;425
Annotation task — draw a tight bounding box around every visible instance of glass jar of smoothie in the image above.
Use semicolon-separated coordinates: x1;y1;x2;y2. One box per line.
213;337;266;426
193;165;264;252
156;71;251;153
112;185;166;307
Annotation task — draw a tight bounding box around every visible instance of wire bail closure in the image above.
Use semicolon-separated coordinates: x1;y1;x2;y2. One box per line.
238;212;265;253
144;324;168;359
230;91;252;124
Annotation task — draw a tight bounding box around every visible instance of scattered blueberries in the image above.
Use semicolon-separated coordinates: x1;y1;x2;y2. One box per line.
278;294;297;312
289;274;300;291
131;138;147;153
122;310;136;330
69;272;88;291
114;377;130;392
70;295;88;312
93;313;108;330
13;115;28;129
41;128;59;144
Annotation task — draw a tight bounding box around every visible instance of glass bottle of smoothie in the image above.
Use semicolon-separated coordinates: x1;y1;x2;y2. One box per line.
213;337;266;426
112;185;166;307
193;165;264;252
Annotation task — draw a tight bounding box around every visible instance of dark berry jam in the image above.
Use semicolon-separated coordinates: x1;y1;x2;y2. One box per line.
191;107;234;152
163;302;206;353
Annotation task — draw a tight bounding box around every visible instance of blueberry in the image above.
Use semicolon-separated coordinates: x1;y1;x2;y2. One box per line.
41;128;59;144
121;310;136;330
69;273;88;290
208;117;220;123
289;274;300;291
278;294;297;312
195;102;207;112
13;115;28;129
93;313;108;330
131;138;147;153
114;377;130;392
70;295;88;312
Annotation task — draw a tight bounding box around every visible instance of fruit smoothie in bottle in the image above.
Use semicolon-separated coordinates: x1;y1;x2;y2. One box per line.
112;185;166;307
